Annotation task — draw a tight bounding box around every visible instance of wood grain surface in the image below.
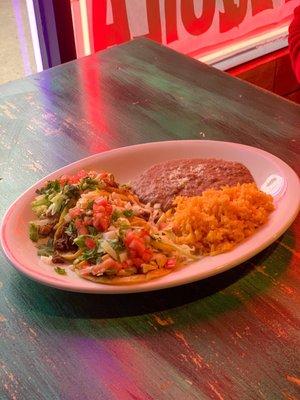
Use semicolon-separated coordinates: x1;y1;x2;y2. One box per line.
0;38;299;400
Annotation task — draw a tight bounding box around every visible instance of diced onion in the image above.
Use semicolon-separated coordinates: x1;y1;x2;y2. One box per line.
103;231;117;240
41;256;53;265
119;252;128;263
101;240;118;260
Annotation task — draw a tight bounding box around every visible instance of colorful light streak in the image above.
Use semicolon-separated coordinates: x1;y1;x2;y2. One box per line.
11;0;32;76
79;0;91;56
25;0;43;72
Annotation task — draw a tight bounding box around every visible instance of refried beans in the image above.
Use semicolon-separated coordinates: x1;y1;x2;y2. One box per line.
130;159;254;211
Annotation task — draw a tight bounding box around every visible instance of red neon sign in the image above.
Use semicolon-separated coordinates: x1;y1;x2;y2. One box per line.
72;0;298;59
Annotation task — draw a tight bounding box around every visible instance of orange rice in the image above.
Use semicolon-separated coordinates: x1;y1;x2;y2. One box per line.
171;183;274;255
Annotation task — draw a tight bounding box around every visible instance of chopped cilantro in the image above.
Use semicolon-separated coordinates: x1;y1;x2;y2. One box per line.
65;222;76;237
112;209;133;221
82;248;98;262
80;177;101;191
36;180;60;195
110;239;125;253
63;184;80;200
87;226;98;235
54;266;67;275
123;209;134;218
112;210;121;222
86;200;94;210
74;246;101;264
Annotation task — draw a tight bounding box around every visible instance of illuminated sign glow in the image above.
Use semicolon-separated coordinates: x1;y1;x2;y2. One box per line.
71;0;298;67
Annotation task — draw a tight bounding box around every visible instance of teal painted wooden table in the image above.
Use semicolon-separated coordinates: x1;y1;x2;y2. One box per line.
0;38;299;400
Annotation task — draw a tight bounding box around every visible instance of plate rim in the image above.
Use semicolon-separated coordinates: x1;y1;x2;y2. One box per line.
1;140;299;294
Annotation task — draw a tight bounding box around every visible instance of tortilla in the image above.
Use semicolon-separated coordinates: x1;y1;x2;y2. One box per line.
75;267;171;285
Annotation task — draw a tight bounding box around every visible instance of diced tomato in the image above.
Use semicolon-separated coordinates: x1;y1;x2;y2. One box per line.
142;249;152;262
94;198;106;205
93;198;113;213
78;262;91;276
165;258;176;269
59;170;92;186
125;230;149;244
75;219;88;235
68;170;88;184
79;261;89;268
80;267;92;276
93;205;105;213
78;226;88;235
97;171;108;179
124;259;133;266
69;207;82;218
59;175;69;186
139;229;150;239
91;258;122;275
92;213;110;231
92;198;113;231
125;231;153;263
83;216;93;226
128;239;145;254
124;231;136;246
85;237;96;249
132;257;144;267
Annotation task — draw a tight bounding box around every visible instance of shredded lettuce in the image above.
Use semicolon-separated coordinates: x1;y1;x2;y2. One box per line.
82;248;99;262
37;239;54;256
31;195;50;217
74;235;88;249
32;181;80;218
47;192;67;215
101;240;118;260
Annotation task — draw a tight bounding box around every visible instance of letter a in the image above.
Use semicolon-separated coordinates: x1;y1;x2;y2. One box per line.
93;0;130;51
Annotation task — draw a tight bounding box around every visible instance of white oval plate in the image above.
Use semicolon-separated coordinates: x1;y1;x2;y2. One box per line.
1;140;299;294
